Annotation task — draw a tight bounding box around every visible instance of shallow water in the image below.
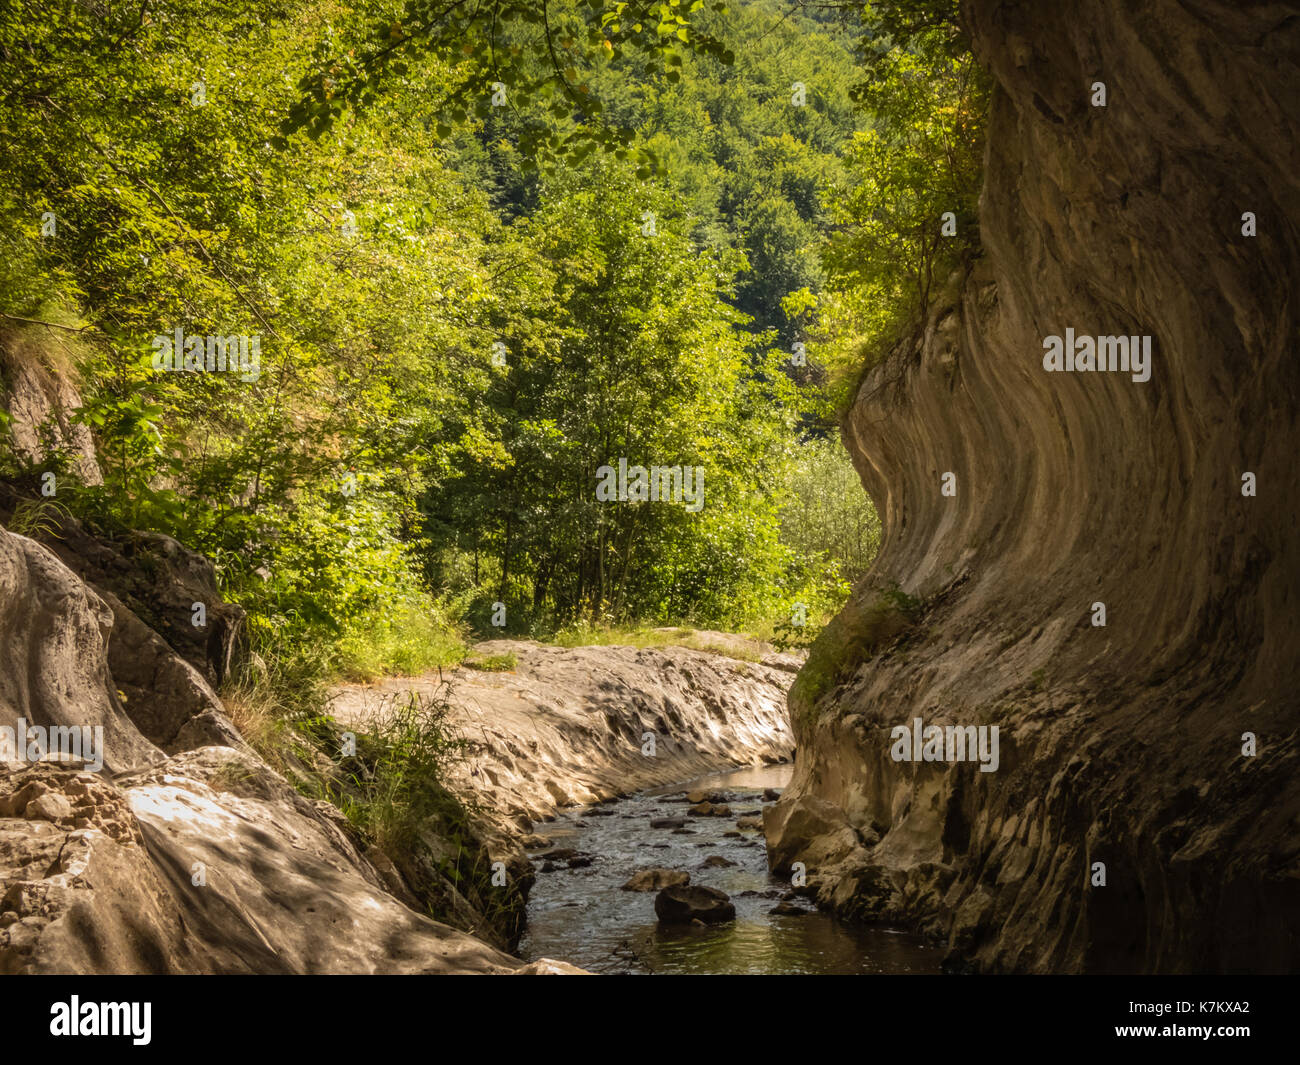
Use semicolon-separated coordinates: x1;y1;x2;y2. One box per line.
518;763;942;975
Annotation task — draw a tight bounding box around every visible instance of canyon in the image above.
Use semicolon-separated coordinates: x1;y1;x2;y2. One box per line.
2;0;1296;976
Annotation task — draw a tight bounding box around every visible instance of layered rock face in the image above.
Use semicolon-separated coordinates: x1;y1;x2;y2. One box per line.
768;0;1300;972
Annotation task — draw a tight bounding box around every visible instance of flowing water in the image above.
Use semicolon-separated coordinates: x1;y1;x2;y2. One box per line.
518;763;942;975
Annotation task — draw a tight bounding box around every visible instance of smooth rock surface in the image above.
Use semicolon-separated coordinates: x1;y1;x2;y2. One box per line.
621;867;690;892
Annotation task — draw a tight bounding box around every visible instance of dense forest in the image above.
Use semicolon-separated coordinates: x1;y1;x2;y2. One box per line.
0;0;985;688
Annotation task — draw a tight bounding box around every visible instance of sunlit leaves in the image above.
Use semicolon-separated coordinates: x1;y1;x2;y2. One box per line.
282;0;734;170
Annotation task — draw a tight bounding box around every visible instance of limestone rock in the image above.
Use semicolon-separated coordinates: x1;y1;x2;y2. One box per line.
0;529;163;774
0;523;566;974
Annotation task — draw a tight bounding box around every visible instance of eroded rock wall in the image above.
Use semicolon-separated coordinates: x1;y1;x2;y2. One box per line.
769;0;1300;972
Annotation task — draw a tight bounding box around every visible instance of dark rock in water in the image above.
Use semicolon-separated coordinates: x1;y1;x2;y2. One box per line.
654;884;736;925
568;857;593;869
540;861;557;873
521;834;553;849
671;827;695;835
762;788;782;802
622;868;690;892
583;808;616;817
722;830;742;838
769;901;811;917
700;855;737;868
650;817;686;829
541;848;578;861
736;816;763;830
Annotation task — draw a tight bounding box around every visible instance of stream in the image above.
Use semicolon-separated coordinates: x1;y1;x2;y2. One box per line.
518;763;943;975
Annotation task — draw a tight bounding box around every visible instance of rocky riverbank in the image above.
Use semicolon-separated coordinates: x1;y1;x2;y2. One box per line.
0;522;588;974
0;510;797;973
328;638;798;833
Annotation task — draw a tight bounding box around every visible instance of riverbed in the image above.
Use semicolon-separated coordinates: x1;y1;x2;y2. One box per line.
518;763;942;975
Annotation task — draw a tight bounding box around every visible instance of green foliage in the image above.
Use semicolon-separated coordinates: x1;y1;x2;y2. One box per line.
815;1;990;410
829;40;986;316
0;0;990;695
330;688;470;854
421;156;803;632
779;435;880;582
463;651;518;672
4;495;74;540
283;0;737;171
0;8;1002;950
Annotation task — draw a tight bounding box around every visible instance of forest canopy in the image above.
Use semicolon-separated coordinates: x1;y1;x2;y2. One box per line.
0;0;986;681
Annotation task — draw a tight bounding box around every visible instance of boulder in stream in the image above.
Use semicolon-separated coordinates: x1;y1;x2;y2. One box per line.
654;884;736;925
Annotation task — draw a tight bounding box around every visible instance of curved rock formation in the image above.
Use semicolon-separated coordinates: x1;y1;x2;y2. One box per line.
768;0;1300;972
